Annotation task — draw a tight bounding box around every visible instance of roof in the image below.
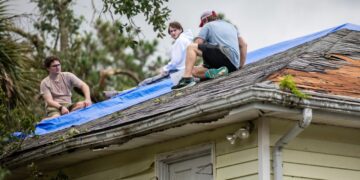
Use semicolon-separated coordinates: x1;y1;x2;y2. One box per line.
2;27;360;172
32;23;360;136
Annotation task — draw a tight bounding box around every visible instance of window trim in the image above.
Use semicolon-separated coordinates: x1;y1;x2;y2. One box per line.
155;143;215;180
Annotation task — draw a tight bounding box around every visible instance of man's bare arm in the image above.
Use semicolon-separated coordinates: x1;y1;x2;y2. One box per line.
80;82;92;107
238;36;247;68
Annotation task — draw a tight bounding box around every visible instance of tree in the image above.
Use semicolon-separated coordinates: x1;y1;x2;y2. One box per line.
12;0;168;100
1;0;170;178
103;0;171;38
7;0;168;102
0;0;39;178
0;0;40;125
62;18;165;102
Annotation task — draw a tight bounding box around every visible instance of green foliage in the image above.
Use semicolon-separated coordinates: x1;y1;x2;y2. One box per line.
0;166;9;180
14;0;166;104
58;18;165;102
0;0;38;151
0;20;39;108
0;1;41;178
0;0;167;178
31;0;84;51
103;0;170;38
279;75;309;99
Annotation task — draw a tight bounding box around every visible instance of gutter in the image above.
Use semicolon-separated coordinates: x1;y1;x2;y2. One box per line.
3;83;359;168
273;108;312;180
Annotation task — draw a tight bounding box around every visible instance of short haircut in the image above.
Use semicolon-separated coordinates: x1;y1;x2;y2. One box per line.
44;56;60;68
168;21;183;34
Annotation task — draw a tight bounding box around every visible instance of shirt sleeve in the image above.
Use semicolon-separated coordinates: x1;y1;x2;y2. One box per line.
40;80;50;96
197;24;210;41
163;38;186;72
65;72;84;88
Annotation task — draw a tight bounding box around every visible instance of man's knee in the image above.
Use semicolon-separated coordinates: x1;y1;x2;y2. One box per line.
187;43;203;57
187;43;198;52
192;68;199;76
192;66;207;78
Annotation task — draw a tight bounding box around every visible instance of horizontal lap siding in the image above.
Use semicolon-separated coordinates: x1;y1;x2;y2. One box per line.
60;123;258;180
229;174;259;180
281;149;360;180
271;119;360;180
283;150;360;171
283;162;360;180
216;147;258;180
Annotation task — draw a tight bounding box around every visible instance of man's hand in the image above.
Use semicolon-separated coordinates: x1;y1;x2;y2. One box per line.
160;69;170;77
83;99;92;107
60;106;70;115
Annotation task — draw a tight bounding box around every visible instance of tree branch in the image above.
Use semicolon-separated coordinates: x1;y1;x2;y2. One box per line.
99;68;140;88
6;26;45;59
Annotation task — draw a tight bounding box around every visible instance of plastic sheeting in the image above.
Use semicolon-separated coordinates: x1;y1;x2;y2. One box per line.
33;23;360;136
247;23;360;64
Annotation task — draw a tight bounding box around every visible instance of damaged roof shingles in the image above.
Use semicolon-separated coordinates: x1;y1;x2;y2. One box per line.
12;29;360;153
268;30;360;98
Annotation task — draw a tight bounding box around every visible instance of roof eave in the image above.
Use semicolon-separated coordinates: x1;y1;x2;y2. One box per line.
4;83;360;168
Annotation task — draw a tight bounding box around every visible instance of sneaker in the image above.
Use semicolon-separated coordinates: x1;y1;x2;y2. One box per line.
205;66;229;79
171;77;196;90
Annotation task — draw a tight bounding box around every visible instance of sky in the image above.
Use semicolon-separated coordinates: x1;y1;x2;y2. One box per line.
9;0;360;60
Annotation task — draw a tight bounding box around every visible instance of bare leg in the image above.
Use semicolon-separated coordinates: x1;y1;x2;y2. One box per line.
192;65;208;79
184;43;202;77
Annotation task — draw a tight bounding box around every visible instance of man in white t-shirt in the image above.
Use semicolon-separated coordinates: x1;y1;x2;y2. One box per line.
40;56;92;119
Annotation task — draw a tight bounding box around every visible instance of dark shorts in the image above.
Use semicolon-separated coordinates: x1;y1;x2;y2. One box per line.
198;43;237;72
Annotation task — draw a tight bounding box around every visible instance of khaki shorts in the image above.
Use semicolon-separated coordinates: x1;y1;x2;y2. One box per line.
46;103;74;117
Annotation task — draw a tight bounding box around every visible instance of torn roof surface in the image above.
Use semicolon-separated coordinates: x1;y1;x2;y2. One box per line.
3;24;360;165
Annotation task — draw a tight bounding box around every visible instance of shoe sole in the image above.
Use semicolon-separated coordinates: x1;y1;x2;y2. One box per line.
173;81;196;90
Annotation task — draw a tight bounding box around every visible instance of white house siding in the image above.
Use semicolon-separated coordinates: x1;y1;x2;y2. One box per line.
215;147;258;180
54;121;258;180
270;119;360;180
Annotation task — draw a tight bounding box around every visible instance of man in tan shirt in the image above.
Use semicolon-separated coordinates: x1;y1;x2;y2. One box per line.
40;56;92;119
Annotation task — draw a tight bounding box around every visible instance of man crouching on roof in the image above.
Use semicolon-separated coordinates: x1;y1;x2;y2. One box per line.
40;56;92;120
172;10;247;90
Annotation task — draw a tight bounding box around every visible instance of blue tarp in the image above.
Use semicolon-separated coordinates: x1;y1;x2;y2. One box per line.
247;23;360;64
35;79;173;135
34;23;360;136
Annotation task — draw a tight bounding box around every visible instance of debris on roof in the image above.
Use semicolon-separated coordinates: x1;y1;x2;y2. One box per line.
2;24;360;168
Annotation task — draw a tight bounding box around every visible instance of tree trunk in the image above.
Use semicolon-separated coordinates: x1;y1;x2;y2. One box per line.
55;0;71;51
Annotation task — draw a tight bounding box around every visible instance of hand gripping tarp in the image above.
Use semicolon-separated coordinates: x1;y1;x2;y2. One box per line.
34;23;360;135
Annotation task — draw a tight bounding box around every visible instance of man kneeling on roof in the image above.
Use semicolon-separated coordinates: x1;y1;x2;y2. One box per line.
40;56;92;120
172;10;247;90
